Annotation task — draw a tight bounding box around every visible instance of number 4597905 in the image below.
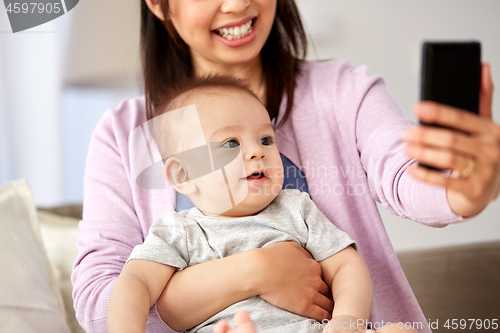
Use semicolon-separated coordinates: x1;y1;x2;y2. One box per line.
6;3;62;14
444;319;498;330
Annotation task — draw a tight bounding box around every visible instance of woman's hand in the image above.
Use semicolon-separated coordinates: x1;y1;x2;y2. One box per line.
256;241;334;322
157;241;332;331
402;63;499;217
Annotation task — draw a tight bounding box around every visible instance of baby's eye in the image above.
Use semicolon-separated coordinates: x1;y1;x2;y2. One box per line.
222;139;239;148
260;136;273;146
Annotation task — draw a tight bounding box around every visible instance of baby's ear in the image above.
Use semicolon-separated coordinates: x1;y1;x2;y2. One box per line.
164;156;197;195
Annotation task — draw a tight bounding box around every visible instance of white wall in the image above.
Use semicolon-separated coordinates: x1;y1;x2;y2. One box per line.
0;1;139;206
62;87;140;203
0;11;68;206
297;0;500;251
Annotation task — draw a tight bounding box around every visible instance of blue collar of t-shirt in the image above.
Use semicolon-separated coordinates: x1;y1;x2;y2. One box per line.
175;153;310;212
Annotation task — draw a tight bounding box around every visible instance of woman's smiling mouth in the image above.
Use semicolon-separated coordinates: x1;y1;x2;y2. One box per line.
213;17;256;41
214;19;254;40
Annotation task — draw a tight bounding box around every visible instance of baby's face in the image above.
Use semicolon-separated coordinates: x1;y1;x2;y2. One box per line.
191;90;284;217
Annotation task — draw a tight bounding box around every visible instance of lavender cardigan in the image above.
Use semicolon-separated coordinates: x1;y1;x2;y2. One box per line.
72;60;466;333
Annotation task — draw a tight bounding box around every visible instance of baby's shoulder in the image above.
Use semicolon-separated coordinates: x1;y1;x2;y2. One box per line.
271;189;311;213
275;188;306;201
150;208;198;230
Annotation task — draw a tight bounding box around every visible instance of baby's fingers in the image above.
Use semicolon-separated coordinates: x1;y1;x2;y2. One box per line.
233;312;257;333
214;320;231;333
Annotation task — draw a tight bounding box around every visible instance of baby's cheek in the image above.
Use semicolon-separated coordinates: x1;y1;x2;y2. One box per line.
223;151;246;181
224;153;249;207
195;170;235;214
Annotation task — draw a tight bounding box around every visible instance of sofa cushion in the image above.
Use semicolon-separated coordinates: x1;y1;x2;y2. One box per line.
38;210;85;333
0;179;70;333
398;241;500;332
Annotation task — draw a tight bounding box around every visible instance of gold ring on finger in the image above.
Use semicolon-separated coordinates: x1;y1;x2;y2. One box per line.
459;154;475;178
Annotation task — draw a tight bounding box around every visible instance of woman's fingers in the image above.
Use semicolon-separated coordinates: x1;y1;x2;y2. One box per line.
314;292;334;316
257;241;332;320
406;162;495;204
404;144;471;171
304;303;333;323
294;241;315;259
479;62;494;120
403;123;500;171
413;62;494;135
403;126;478;157
413;101;494;136
318;278;333;298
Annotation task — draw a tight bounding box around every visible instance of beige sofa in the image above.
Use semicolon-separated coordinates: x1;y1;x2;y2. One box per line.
397;241;500;332
1;180;498;333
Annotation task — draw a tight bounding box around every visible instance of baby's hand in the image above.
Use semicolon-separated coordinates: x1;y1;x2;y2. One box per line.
213;312;257;333
322;315;372;333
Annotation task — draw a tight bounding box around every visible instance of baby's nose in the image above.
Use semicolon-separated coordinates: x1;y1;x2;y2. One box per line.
250;152;265;159
249;146;265;160
245;144;266;160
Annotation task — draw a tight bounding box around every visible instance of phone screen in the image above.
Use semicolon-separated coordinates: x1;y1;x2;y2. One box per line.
420;41;481;117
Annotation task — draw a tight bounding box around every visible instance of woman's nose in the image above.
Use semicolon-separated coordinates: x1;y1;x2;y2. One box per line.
220;0;250;14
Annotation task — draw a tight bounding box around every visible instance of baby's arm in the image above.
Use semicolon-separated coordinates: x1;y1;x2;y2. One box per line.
319;246;373;332
107;259;176;333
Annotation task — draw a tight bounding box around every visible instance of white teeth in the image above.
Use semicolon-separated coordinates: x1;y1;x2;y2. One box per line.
215;19;253;40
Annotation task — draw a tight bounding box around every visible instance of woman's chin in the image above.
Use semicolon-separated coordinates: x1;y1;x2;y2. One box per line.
213;49;262;67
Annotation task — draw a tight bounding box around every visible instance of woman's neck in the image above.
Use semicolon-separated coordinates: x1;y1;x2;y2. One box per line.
192;55;266;105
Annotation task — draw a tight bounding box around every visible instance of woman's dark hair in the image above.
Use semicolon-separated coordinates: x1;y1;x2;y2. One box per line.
140;0;308;128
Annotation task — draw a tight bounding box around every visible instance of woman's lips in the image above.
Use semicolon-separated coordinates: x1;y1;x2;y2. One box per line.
213;16;256;31
211;17;257;48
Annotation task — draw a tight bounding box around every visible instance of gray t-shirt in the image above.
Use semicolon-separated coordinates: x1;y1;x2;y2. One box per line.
128;189;356;333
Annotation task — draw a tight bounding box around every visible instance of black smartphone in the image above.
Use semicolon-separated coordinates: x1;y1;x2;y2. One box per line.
418;41;482;170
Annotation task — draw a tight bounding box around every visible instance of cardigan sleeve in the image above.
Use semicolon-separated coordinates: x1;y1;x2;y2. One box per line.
70;104;177;333
351;64;466;227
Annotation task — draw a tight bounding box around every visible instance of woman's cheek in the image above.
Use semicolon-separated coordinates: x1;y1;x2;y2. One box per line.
258;0;277;22
168;2;215;42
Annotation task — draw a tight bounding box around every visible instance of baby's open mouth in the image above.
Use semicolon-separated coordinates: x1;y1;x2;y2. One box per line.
246;172;265;180
213;18;255;40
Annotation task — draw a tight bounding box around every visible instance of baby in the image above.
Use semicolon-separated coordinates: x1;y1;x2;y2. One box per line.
107;75;373;333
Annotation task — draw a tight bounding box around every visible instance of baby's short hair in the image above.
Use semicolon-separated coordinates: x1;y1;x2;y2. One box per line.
150;75;262;161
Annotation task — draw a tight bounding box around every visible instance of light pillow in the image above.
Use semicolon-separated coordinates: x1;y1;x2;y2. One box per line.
0;179;70;333
38;210;85;333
